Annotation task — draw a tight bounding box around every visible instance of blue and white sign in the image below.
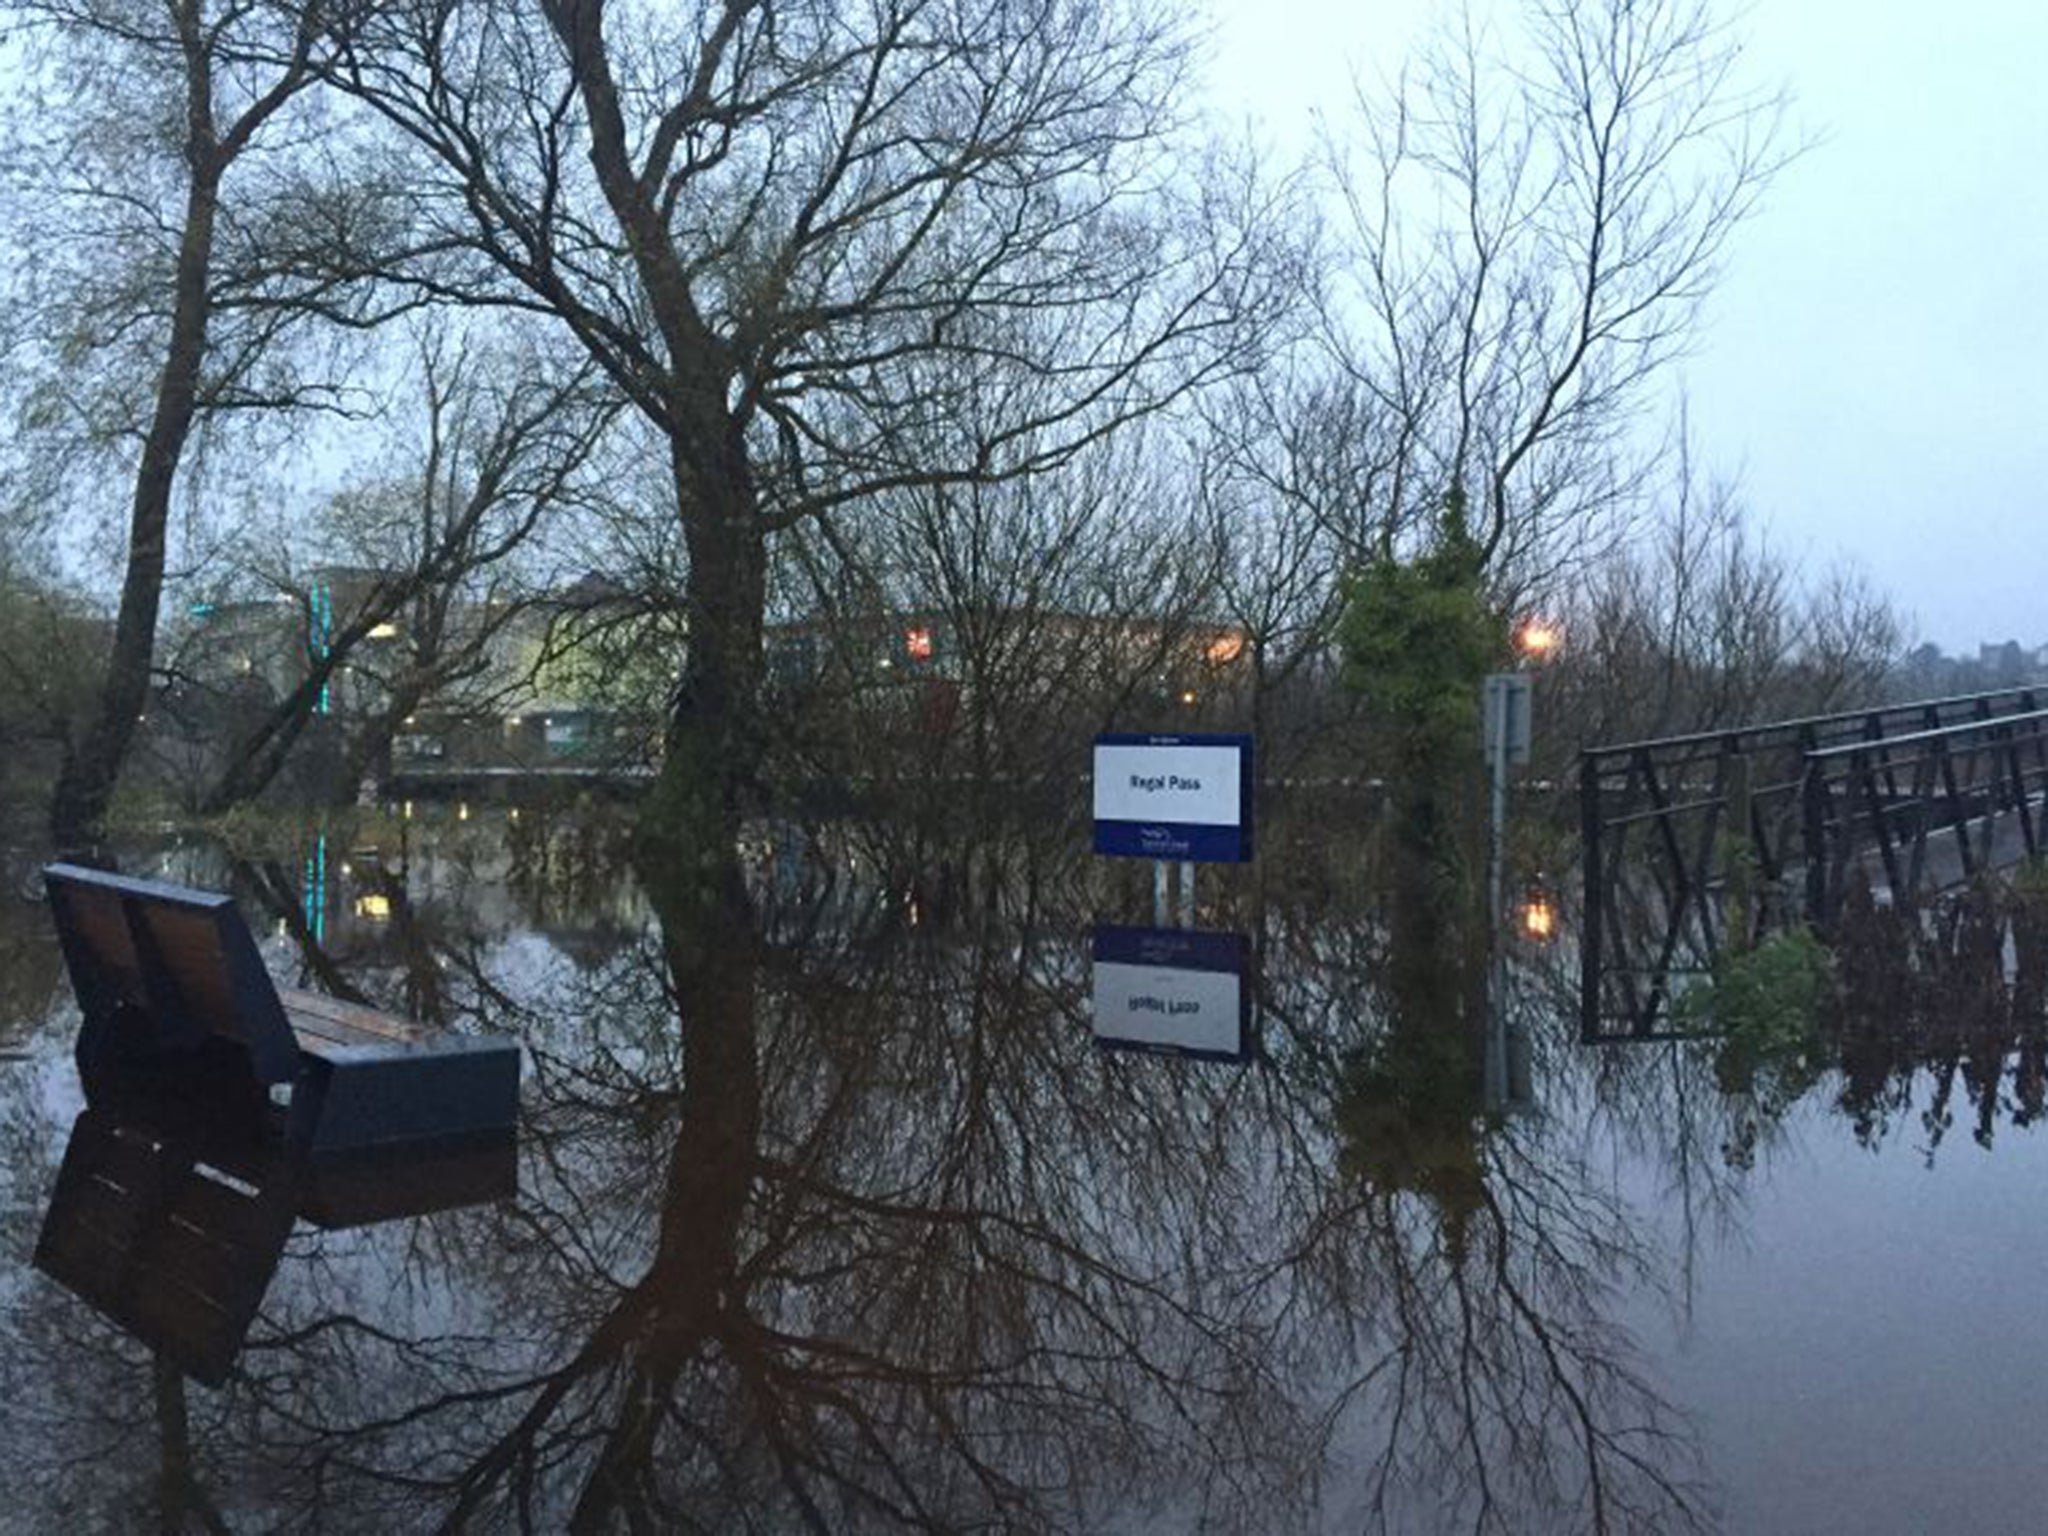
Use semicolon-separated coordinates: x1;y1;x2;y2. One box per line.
1092;733;1254;862
1091;925;1251;1061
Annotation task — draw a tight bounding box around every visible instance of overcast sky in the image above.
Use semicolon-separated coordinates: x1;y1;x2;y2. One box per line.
1201;0;2048;651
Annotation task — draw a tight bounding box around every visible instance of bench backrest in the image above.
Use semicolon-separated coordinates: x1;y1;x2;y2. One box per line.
44;864;300;1086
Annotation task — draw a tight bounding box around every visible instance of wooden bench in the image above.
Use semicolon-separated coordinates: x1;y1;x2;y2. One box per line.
44;863;521;1154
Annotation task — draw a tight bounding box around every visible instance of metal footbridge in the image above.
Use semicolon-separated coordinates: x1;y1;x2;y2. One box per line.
1580;687;2048;1039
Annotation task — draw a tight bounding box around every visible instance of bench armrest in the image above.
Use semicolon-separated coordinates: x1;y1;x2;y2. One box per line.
286;1035;521;1154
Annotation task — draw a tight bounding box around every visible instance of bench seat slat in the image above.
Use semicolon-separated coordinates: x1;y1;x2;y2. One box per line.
170;1166;276;1247
277;987;422;1045
287;1016;392;1050
60;1172;150;1249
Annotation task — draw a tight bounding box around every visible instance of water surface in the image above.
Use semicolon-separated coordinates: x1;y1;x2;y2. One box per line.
1;813;2039;1533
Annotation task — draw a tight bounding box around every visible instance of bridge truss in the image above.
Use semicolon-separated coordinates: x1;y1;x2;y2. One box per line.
1580;687;2048;1040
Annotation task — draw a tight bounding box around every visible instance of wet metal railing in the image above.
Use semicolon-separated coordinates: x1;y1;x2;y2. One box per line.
1580;687;2046;1040
1801;706;2048;930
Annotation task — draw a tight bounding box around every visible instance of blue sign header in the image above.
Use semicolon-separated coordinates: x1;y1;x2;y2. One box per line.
1092;925;1245;973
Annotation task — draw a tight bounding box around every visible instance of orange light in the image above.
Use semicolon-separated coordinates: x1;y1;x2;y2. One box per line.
905;626;934;661
1520;898;1557;941
1180;690;1198;706
1516;619;1562;660
1205;633;1245;664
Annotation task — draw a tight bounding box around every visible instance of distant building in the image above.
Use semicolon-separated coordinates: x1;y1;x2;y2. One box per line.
1979;640;2027;685
165;577;1255;795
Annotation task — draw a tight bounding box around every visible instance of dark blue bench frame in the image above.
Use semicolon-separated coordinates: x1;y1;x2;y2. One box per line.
44;863;520;1154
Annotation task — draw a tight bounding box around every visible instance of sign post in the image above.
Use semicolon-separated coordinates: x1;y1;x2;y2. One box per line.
1092;734;1254;859
1090;732;1255;1059
1481;673;1533;1109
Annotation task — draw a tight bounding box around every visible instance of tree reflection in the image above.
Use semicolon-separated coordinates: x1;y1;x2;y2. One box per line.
129;842;1301;1532
1266;903;1708;1534
1829;874;2048;1157
2;820;1720;1532
1592;872;2048;1169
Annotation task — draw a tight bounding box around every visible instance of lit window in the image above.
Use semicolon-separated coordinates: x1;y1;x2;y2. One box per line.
905;627;934;661
1206;634;1244;664
368;621;401;639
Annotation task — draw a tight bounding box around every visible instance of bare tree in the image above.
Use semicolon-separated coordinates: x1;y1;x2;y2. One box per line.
772;423;1229;860
323;0;1282;876
1538;433;1905;769
172;329;614;812
0;0;364;845
1281;0;1788;584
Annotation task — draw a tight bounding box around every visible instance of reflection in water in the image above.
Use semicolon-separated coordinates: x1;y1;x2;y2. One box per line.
1264;901;1707;1534
1831;874;2048;1156
0;850;64;1054
0;815;1818;1531
1590;872;2048;1174
35;1107;517;1384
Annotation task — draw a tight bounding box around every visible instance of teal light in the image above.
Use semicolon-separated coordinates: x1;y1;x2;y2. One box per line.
302;833;328;944
310;581;333;715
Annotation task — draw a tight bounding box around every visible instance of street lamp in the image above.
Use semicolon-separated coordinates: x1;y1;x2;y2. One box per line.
1514;617;1562;663
1518;890;1558;942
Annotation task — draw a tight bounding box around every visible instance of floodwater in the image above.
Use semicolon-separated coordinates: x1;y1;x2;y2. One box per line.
2;808;2044;1534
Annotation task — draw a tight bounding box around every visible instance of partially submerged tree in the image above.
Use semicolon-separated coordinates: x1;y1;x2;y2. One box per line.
1179;0;1791;865
326;0;1280;882
171;330;613;812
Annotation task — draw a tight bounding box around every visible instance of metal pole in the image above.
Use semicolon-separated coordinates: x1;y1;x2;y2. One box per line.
1801;762;1830;932
1580;753;1603;1041
1485;681;1509;1109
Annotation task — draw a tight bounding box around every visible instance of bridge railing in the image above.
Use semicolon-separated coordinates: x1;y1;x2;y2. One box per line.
1581;686;2045;1039
1802;705;2048;930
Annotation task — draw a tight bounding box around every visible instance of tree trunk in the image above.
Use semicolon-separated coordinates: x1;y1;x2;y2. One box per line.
543;1;768;882
48;160;220;849
639;415;767;881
